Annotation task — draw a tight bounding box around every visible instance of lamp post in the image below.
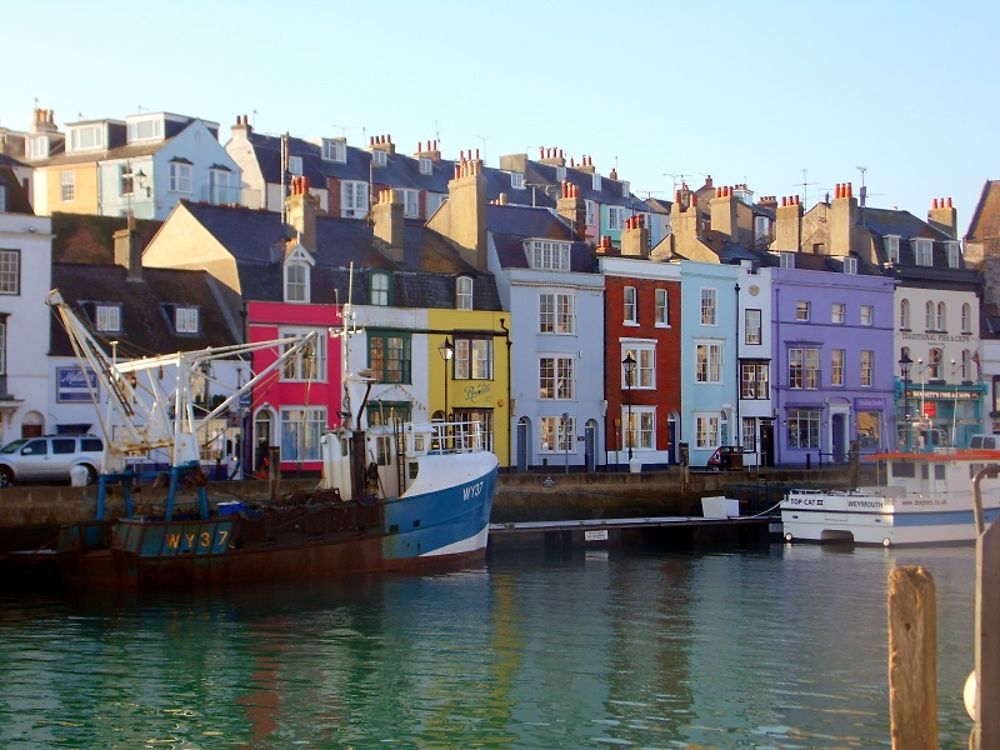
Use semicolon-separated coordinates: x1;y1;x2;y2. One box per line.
437;337;454;422
899;351;913;451
623;352;636;465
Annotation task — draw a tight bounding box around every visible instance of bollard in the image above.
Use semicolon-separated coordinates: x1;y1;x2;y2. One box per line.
806;453;811;470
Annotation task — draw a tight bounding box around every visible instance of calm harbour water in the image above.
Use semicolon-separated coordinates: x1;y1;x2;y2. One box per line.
0;544;977;749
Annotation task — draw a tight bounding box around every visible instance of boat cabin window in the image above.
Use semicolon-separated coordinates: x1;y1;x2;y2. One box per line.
891;461;915;478
408;461;419;480
341;438;349;458
375;435;392;466
414;435;425;453
936;465;945;479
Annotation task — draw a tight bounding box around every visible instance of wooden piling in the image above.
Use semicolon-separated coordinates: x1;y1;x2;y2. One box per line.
973;519;1000;749
888;565;937;750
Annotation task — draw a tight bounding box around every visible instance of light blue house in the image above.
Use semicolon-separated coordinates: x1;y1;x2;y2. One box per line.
680;260;741;467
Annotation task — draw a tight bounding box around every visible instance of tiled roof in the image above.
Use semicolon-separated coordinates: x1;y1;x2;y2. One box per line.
51;212;162;264
50;263;239;358
0;167;33;214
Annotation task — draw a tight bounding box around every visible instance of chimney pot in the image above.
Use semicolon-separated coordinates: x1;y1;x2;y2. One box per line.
947;197;953;208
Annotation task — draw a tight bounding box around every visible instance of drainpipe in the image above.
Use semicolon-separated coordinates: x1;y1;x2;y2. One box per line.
735;280;741;449
500;316;512;468
774;285;781;466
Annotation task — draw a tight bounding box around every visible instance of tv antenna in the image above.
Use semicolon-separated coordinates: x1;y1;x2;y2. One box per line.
794;168;819;208
475;134;496;162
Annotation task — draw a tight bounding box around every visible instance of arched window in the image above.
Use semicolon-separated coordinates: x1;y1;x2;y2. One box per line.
962;303;971;334
962;349;971;381
900;299;910;329
284;262;309;303
928;347;942;379
370;271;390;306
925;301;935;331
936;302;946;332
456;276;473;310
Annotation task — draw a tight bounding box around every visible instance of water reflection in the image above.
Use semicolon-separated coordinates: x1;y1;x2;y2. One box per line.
0;545;977;748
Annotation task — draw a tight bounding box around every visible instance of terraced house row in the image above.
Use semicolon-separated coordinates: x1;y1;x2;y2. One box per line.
2;107;1000;474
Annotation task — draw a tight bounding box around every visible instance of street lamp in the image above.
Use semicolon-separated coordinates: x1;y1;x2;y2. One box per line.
437;337;454;422
899;351;913;451
623;352;636;464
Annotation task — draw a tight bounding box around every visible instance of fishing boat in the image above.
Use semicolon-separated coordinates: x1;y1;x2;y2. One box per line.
45;289;498;587
780;449;1000;546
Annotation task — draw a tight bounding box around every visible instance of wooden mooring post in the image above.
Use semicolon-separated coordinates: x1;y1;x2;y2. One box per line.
888;565;937;750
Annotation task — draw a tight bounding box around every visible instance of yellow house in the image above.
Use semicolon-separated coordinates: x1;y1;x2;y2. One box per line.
34;161;101;216
428;308;512;468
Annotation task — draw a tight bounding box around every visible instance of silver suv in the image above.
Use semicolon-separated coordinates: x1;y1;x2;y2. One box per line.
0;434;104;486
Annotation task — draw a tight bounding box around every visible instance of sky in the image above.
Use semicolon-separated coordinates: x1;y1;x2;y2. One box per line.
4;0;998;228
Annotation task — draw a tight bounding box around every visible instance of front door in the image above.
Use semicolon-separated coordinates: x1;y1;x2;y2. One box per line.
584;420;597;472
667;418;677;464
760;422;775;467
516;417;529;472
832;413;847;463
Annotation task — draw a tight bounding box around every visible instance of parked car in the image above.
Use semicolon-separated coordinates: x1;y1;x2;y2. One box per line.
0;434;104;486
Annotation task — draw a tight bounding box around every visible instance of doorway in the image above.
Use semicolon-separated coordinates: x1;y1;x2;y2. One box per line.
760;421;775;467
516;417;529;471
584;419;598;472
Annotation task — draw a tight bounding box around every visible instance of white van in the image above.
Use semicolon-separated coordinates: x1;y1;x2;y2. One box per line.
968;434;1000;450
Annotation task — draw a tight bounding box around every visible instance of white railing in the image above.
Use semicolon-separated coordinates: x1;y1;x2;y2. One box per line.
429;419;485;455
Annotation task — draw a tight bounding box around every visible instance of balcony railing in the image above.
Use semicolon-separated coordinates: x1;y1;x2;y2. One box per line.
199;185;261;209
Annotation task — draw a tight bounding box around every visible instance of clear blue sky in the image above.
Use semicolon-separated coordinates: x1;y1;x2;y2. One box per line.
5;0;998;229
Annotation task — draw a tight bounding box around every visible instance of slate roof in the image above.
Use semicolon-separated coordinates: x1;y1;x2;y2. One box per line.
487;204;595;272
182;202;503;310
0;167;33;214
0;153;26;169
860;206;968;270
50;263;239;358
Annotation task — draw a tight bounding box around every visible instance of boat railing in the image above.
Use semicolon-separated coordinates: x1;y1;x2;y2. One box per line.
429;419;485;455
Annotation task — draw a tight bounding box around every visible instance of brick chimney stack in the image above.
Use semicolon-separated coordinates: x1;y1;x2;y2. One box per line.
285;176;319;250
372;189;405;263
538;146;566;167
414;139;442;162
620;214;649;258
772;195;803;252
830;182;859;257
928;196;958;239
669;183;701;252
30;108;58;135
113;228;144;282
231;113;252;140
556;180;586;238
427;151;488;271
574;154;596;175
369;133;396;156
711;185;738;238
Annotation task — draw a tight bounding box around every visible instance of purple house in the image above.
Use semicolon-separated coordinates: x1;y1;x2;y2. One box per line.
771;252;896;464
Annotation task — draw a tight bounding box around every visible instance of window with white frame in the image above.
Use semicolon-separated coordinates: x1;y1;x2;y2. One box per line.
608;207;625;231
947;242;961;268
426;193;447;215
371;150;387;168
288;155;303;175
539;292;575;334
68;124;104;152
540;415;575;452
510;172;524;190
831;348;845;386
527;239;571;271
655;288;669;327
456;276;473;310
743;418;758;452
861;304;874;326
936;302;946;331
0;250;20;294
0;320;5;375
0;185;5;212
695;414;720;449
454;337;492;380
175;306;199;334
885;235;900;264
741;361;769;399
925;300;935;331
928;347;943;379
843;257;858;275
962;349;971;381
95;304;121;332
621;343;655;389
787;409;820;449
342;181;369;216
209;168;233;204
321;138;346;163
539;356;575;399
584;199;595;226
623;286;637;324
370;271;390;306
281;329;327;382
592;173;601;191
280;406;326;462
754;215;770;241
396;188;419;218
695;342;722;383
555;166;566;182
962;303;971;334
118;165;134;196
61;171;75;201
621;181;630;198
900;299;910;329
832;303;845;324
623;406;655;451
127;118;163;143
795;300;810;321
914;239;933;266
745;308;761;344
780;252;795;269
169;162;192;193
419;157;433;175
701;288;717;325
26;135;49;160
285;262;309;303
860;350;873;387
789;347;820;389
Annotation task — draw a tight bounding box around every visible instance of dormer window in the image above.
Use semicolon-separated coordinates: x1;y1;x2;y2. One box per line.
914;239;933;267
284;262;310;303
395;188;419;218
780;251;795;269
321;138;346;163
526;239;571;271
885;235;900;264
555;166;566;182
456;276;474;310
175;306;199;334
843;257;858;274
754;215;770;240
127;116;164;143
511;172;525;190
419;157;433;175
621;181;630;198
287;156;303;176
585;199;595;226
372;149;387;168
26;135;49;160
592;173;602;191
0;185;7;213
68;124;105;152
946;241;961;268
95;304;121;333
370;271;391;306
